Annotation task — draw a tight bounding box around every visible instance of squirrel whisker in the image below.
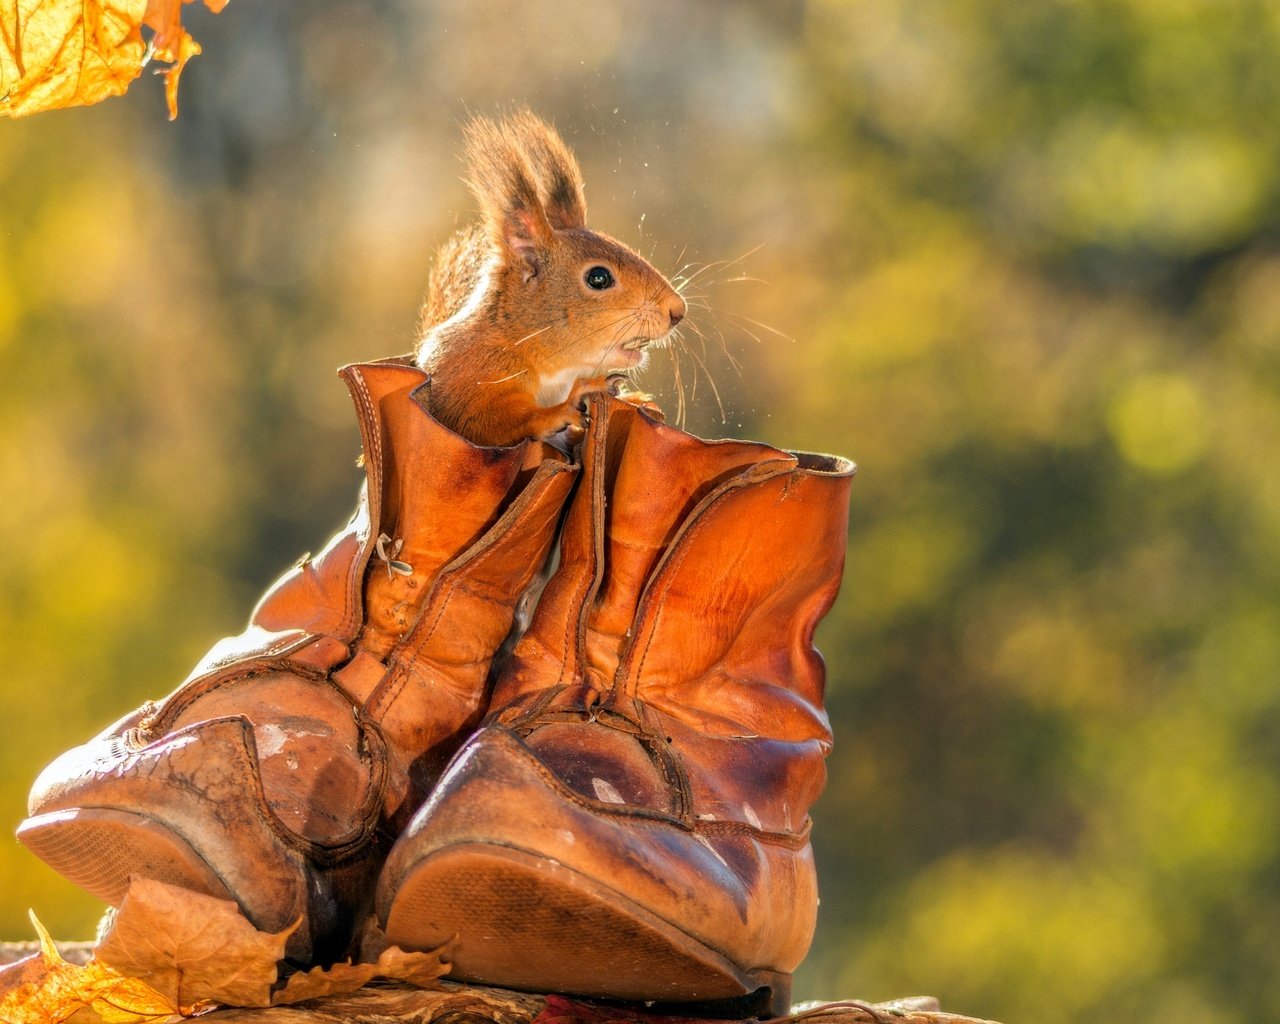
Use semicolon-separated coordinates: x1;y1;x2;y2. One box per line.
478;367;532;386
511;318;567;347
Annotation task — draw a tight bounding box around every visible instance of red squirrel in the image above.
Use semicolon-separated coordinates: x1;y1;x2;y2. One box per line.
414;111;687;447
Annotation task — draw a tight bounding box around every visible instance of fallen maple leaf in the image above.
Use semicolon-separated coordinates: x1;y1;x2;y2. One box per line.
0;912;179;1024
272;943;451;1006
11;882;450;1019
0;0;227;119
94;877;297;1010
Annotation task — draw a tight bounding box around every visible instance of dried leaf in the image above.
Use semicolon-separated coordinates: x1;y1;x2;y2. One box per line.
0;0;225;118
141;0;222;119
0;951;46;998
0;0;148;118
272;943;450;1006
94;877;296;1010
0;912;179;1024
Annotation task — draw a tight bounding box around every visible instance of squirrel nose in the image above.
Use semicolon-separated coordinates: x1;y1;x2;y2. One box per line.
668;294;687;327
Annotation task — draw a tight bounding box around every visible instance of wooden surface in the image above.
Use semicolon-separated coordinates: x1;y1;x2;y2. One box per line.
0;942;999;1024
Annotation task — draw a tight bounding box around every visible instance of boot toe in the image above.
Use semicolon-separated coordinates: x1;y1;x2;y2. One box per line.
377;727;801;1012
21;716;335;956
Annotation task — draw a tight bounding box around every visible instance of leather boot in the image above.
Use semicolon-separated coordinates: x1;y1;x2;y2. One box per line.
376;394;854;1014
18;358;578;962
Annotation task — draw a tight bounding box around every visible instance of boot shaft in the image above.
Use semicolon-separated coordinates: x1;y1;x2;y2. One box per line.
494;394;853;833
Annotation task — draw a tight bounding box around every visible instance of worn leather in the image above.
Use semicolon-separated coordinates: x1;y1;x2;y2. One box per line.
378;394;854;1000
20;357;577;960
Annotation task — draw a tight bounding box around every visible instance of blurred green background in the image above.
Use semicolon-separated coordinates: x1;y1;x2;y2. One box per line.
2;2;1278;1021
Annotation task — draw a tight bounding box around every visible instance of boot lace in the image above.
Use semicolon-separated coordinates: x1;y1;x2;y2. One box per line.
375;533;414;580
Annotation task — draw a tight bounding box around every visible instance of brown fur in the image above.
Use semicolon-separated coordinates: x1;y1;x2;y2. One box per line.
416;112;685;448
420;224;487;330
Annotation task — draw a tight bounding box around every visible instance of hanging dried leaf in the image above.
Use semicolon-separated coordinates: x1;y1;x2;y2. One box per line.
93;877;297;1010
141;0;226;119
0;0;226;119
272;943;451;1006
0;912;179;1024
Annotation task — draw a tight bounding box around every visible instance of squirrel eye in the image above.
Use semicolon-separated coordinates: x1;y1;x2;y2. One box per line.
584;265;615;291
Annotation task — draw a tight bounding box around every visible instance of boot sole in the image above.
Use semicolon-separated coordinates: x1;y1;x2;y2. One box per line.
18;807;234;907
383;842;791;1017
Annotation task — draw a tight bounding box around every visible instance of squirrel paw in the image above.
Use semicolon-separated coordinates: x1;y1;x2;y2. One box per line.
541;405;588;445
568;375;613;406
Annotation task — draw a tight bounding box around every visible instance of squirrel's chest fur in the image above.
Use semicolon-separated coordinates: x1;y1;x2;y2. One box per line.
535;362;598;407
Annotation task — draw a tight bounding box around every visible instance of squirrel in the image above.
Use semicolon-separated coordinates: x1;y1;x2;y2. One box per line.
414;110;687;448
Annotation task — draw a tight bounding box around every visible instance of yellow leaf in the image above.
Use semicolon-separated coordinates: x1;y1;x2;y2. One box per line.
0;912;179;1024
0;0;148;118
0;0;227;118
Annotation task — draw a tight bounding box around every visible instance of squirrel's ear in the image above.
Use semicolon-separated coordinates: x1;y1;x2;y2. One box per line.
508;110;587;230
502;206;552;281
463;115;554;278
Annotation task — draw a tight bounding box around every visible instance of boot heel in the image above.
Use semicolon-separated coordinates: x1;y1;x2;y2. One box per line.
749;970;792;1018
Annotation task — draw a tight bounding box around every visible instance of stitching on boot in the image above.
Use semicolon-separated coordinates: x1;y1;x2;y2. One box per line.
136;651;324;739
345;369;383;635
502;702;692;821
696;815;813;850
574;396;613;688
303;709;390;865
492;726;695;831
138;681;385;864
495;683;568;732
627;699;695;823
549;402;607;690
465;726;815;858
627;485;743;691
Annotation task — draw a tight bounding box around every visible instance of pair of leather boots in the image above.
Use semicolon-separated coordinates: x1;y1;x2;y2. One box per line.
19;358;854;1017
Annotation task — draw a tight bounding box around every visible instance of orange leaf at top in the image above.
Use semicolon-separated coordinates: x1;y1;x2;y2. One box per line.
0;0;149;118
94;877;298;1011
0;0;225;118
144;0;228;118
141;0;211;119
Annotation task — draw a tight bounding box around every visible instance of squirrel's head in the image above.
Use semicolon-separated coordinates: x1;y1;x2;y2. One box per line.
463;111;686;393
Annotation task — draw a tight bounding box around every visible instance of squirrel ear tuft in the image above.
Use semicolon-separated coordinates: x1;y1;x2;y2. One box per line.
463;114;554;267
507;109;587;230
